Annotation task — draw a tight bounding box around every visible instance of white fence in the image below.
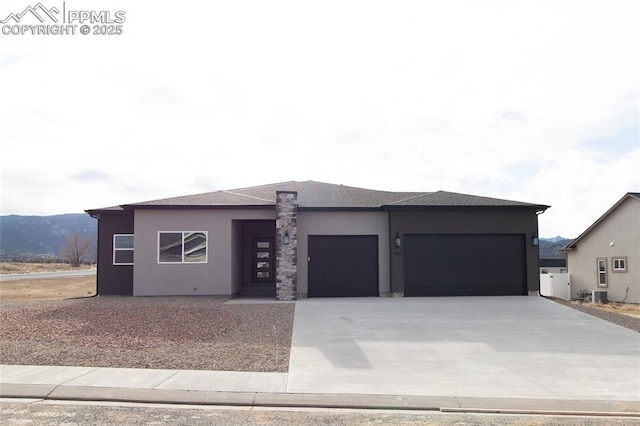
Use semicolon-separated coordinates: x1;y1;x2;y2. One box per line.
540;273;570;300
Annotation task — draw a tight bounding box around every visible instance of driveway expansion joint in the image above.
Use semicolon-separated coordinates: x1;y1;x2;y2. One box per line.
151;370;180;390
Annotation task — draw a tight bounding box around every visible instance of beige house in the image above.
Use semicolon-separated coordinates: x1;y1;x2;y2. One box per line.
564;193;640;303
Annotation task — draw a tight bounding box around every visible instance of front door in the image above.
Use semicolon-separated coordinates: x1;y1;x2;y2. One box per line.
253;237;274;283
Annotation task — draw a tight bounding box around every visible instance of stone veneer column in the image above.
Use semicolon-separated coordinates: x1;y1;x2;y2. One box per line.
275;191;298;301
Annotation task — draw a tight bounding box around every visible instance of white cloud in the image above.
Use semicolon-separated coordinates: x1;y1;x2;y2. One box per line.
0;0;638;238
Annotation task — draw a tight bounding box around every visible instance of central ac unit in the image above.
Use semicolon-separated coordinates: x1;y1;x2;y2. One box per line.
592;290;608;304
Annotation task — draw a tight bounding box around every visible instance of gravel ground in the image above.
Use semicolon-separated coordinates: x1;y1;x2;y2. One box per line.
0;296;294;372
547;297;640;333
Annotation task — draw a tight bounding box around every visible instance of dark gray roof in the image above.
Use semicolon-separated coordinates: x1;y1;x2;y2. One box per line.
386;190;541;208
118;180;548;211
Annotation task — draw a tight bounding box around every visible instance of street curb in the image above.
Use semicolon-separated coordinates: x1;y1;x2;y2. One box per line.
1;384;639;417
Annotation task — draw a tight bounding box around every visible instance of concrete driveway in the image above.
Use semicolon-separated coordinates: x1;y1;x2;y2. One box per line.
287;296;640;401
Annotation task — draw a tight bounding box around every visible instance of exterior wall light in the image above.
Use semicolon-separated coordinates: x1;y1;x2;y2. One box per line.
532;236;539;246
394;233;402;248
283;231;290;245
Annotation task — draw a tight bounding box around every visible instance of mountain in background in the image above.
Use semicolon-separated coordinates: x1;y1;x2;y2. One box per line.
0;214;96;261
539;236;572;258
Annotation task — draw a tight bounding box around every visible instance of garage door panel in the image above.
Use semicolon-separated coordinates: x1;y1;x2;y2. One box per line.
308;236;378;297
404;235;525;296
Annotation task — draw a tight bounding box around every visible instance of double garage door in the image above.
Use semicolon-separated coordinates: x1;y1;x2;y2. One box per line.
404;234;526;296
307;234;526;297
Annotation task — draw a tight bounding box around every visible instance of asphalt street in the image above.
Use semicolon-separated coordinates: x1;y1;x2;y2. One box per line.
1;399;636;426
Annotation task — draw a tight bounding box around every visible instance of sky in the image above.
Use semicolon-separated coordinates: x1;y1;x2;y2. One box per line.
0;0;638;238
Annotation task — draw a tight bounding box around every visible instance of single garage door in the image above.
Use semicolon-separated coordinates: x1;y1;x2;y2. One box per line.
308;235;378;297
404;234;525;296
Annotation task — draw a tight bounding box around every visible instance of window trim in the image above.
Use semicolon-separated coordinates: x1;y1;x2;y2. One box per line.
157;231;208;264
612;256;627;273
113;234;134;266
596;258;608;288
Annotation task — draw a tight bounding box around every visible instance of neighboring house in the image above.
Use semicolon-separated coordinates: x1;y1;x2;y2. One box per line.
86;181;549;300
540;257;567;274
563;193;640;303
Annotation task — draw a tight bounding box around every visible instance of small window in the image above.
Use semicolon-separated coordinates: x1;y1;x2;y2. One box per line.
158;231;207;264
612;257;627;272
597;258;607;287
113;234;134;265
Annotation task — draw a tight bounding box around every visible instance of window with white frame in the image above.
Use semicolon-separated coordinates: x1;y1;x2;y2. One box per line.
596;258;607;287
113;234;134;265
158;231;207;263
612;257;627;272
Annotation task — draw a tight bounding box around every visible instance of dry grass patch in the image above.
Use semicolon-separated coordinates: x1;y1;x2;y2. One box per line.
568;300;640;319
0;276;96;300
0;262;94;274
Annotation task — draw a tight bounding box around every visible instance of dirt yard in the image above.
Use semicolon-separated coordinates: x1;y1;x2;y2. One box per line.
0;276;96;300
568;299;640;319
0;262;94;275
0;297;294;372
0;274;294;372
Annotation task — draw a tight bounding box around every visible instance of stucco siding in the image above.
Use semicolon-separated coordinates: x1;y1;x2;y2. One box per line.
133;209;275;296
296;211;390;297
567;198;640;303
95;212;134;295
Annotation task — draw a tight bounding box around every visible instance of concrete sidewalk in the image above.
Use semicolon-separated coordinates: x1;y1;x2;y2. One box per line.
1;364;639;416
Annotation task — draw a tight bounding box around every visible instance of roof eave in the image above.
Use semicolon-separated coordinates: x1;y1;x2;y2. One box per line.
120;204;275;211
85;208;129;218
298;206;383;212
382;204;550;212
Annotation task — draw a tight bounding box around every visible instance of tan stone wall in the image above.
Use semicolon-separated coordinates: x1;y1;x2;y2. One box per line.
275;191;298;301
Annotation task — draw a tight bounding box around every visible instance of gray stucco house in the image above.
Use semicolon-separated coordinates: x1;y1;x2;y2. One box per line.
563;193;639;303
86;181;549;300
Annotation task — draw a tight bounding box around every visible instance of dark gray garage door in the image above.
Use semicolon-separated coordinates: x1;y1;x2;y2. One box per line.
308;235;378;297
404;234;525;296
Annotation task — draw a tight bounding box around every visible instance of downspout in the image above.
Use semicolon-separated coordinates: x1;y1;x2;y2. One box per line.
387;207;394;296
532;208;546;297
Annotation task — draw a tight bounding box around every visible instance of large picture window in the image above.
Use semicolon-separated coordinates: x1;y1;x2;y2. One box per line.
158;232;207;263
113;234;134;265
